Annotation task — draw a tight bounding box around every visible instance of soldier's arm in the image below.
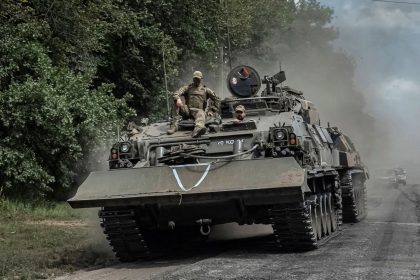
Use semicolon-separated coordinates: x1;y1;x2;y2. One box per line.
173;85;188;101
206;88;220;111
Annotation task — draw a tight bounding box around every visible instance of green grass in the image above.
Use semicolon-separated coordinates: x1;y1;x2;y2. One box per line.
0;199;80;221
0;198;114;280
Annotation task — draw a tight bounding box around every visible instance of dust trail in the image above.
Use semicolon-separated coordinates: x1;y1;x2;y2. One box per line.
321;0;420;183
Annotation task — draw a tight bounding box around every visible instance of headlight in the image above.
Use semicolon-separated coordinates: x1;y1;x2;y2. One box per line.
274;130;286;140
120;142;131;153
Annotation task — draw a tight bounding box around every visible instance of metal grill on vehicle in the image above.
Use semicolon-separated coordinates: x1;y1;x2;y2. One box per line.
221;121;257;132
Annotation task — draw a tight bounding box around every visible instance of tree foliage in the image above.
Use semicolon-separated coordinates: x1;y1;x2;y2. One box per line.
0;1;134;198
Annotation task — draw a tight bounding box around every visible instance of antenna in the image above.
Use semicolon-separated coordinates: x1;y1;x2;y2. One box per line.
162;50;170;120
226;26;233;70
278;60;285;111
278;61;283;92
225;0;233;70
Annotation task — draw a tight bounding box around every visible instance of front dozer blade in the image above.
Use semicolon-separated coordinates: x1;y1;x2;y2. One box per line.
68;157;309;208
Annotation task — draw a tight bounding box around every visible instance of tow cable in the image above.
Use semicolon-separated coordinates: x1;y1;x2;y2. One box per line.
170;162;213;192
170;144;259;192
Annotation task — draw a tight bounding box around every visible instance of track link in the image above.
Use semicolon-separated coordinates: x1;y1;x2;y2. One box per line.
99;209;151;262
268;198;341;251
269;204;317;250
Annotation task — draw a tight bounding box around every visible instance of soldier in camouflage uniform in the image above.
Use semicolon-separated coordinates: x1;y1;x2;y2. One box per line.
167;71;220;138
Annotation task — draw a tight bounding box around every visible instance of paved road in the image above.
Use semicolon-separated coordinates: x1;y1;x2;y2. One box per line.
57;182;420;280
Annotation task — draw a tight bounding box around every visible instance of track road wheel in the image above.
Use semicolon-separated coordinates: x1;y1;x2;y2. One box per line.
309;199;321;241
315;197;322;240
319;194;328;237
327;193;337;233
322;194;332;236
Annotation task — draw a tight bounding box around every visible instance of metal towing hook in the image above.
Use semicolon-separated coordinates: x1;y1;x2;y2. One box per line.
196;218;212;236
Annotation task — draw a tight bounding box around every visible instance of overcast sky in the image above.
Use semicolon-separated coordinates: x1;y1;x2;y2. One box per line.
319;0;420;168
321;0;420;116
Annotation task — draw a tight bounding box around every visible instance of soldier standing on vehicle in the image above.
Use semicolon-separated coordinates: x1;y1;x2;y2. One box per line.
167;71;220;138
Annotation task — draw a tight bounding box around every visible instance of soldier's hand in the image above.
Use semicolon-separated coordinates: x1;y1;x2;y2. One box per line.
176;98;183;108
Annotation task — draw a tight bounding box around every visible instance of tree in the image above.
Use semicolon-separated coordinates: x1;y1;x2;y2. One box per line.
0;1;134;198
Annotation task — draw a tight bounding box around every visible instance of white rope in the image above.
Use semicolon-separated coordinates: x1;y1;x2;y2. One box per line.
170;162;213;192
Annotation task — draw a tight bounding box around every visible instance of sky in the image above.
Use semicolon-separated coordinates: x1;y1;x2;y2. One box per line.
319;0;420;171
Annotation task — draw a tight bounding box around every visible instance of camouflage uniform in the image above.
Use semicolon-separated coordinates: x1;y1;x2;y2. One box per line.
169;80;220;136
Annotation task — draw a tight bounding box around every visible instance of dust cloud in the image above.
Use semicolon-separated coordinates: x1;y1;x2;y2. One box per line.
77;207;115;261
321;0;420;183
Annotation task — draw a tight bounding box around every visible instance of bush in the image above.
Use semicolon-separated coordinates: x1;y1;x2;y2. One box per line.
0;19;134;198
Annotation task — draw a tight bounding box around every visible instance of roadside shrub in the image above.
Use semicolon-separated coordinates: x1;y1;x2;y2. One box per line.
0;21;134;198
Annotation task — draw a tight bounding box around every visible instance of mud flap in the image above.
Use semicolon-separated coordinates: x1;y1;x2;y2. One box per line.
68;157;309;208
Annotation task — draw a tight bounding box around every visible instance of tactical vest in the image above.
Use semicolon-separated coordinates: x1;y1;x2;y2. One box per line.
184;84;209;110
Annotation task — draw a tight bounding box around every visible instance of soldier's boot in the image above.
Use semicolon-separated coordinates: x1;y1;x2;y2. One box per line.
167;122;178;135
192;126;207;138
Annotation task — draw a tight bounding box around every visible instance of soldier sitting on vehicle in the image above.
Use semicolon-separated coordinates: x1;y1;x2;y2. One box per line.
233;105;246;124
167;70;220;138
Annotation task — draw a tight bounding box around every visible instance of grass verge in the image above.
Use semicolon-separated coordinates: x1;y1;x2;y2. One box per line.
0;198;114;279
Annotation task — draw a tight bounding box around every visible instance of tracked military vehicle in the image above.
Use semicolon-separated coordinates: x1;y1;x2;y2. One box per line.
68;65;368;261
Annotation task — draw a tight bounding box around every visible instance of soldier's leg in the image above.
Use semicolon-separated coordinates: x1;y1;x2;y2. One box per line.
167;104;190;135
191;109;206;138
180;105;190;119
167;102;180;134
191;109;206;127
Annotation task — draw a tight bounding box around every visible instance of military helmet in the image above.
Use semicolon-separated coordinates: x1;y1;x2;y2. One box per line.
193;71;203;79
235;105;245;113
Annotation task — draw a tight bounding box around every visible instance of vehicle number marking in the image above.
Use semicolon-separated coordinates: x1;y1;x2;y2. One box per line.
217;139;244;145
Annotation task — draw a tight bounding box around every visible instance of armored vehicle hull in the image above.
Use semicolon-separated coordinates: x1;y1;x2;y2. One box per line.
69;65;368;261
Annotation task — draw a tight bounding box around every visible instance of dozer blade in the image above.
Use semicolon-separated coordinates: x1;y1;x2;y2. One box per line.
68;157;309;208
